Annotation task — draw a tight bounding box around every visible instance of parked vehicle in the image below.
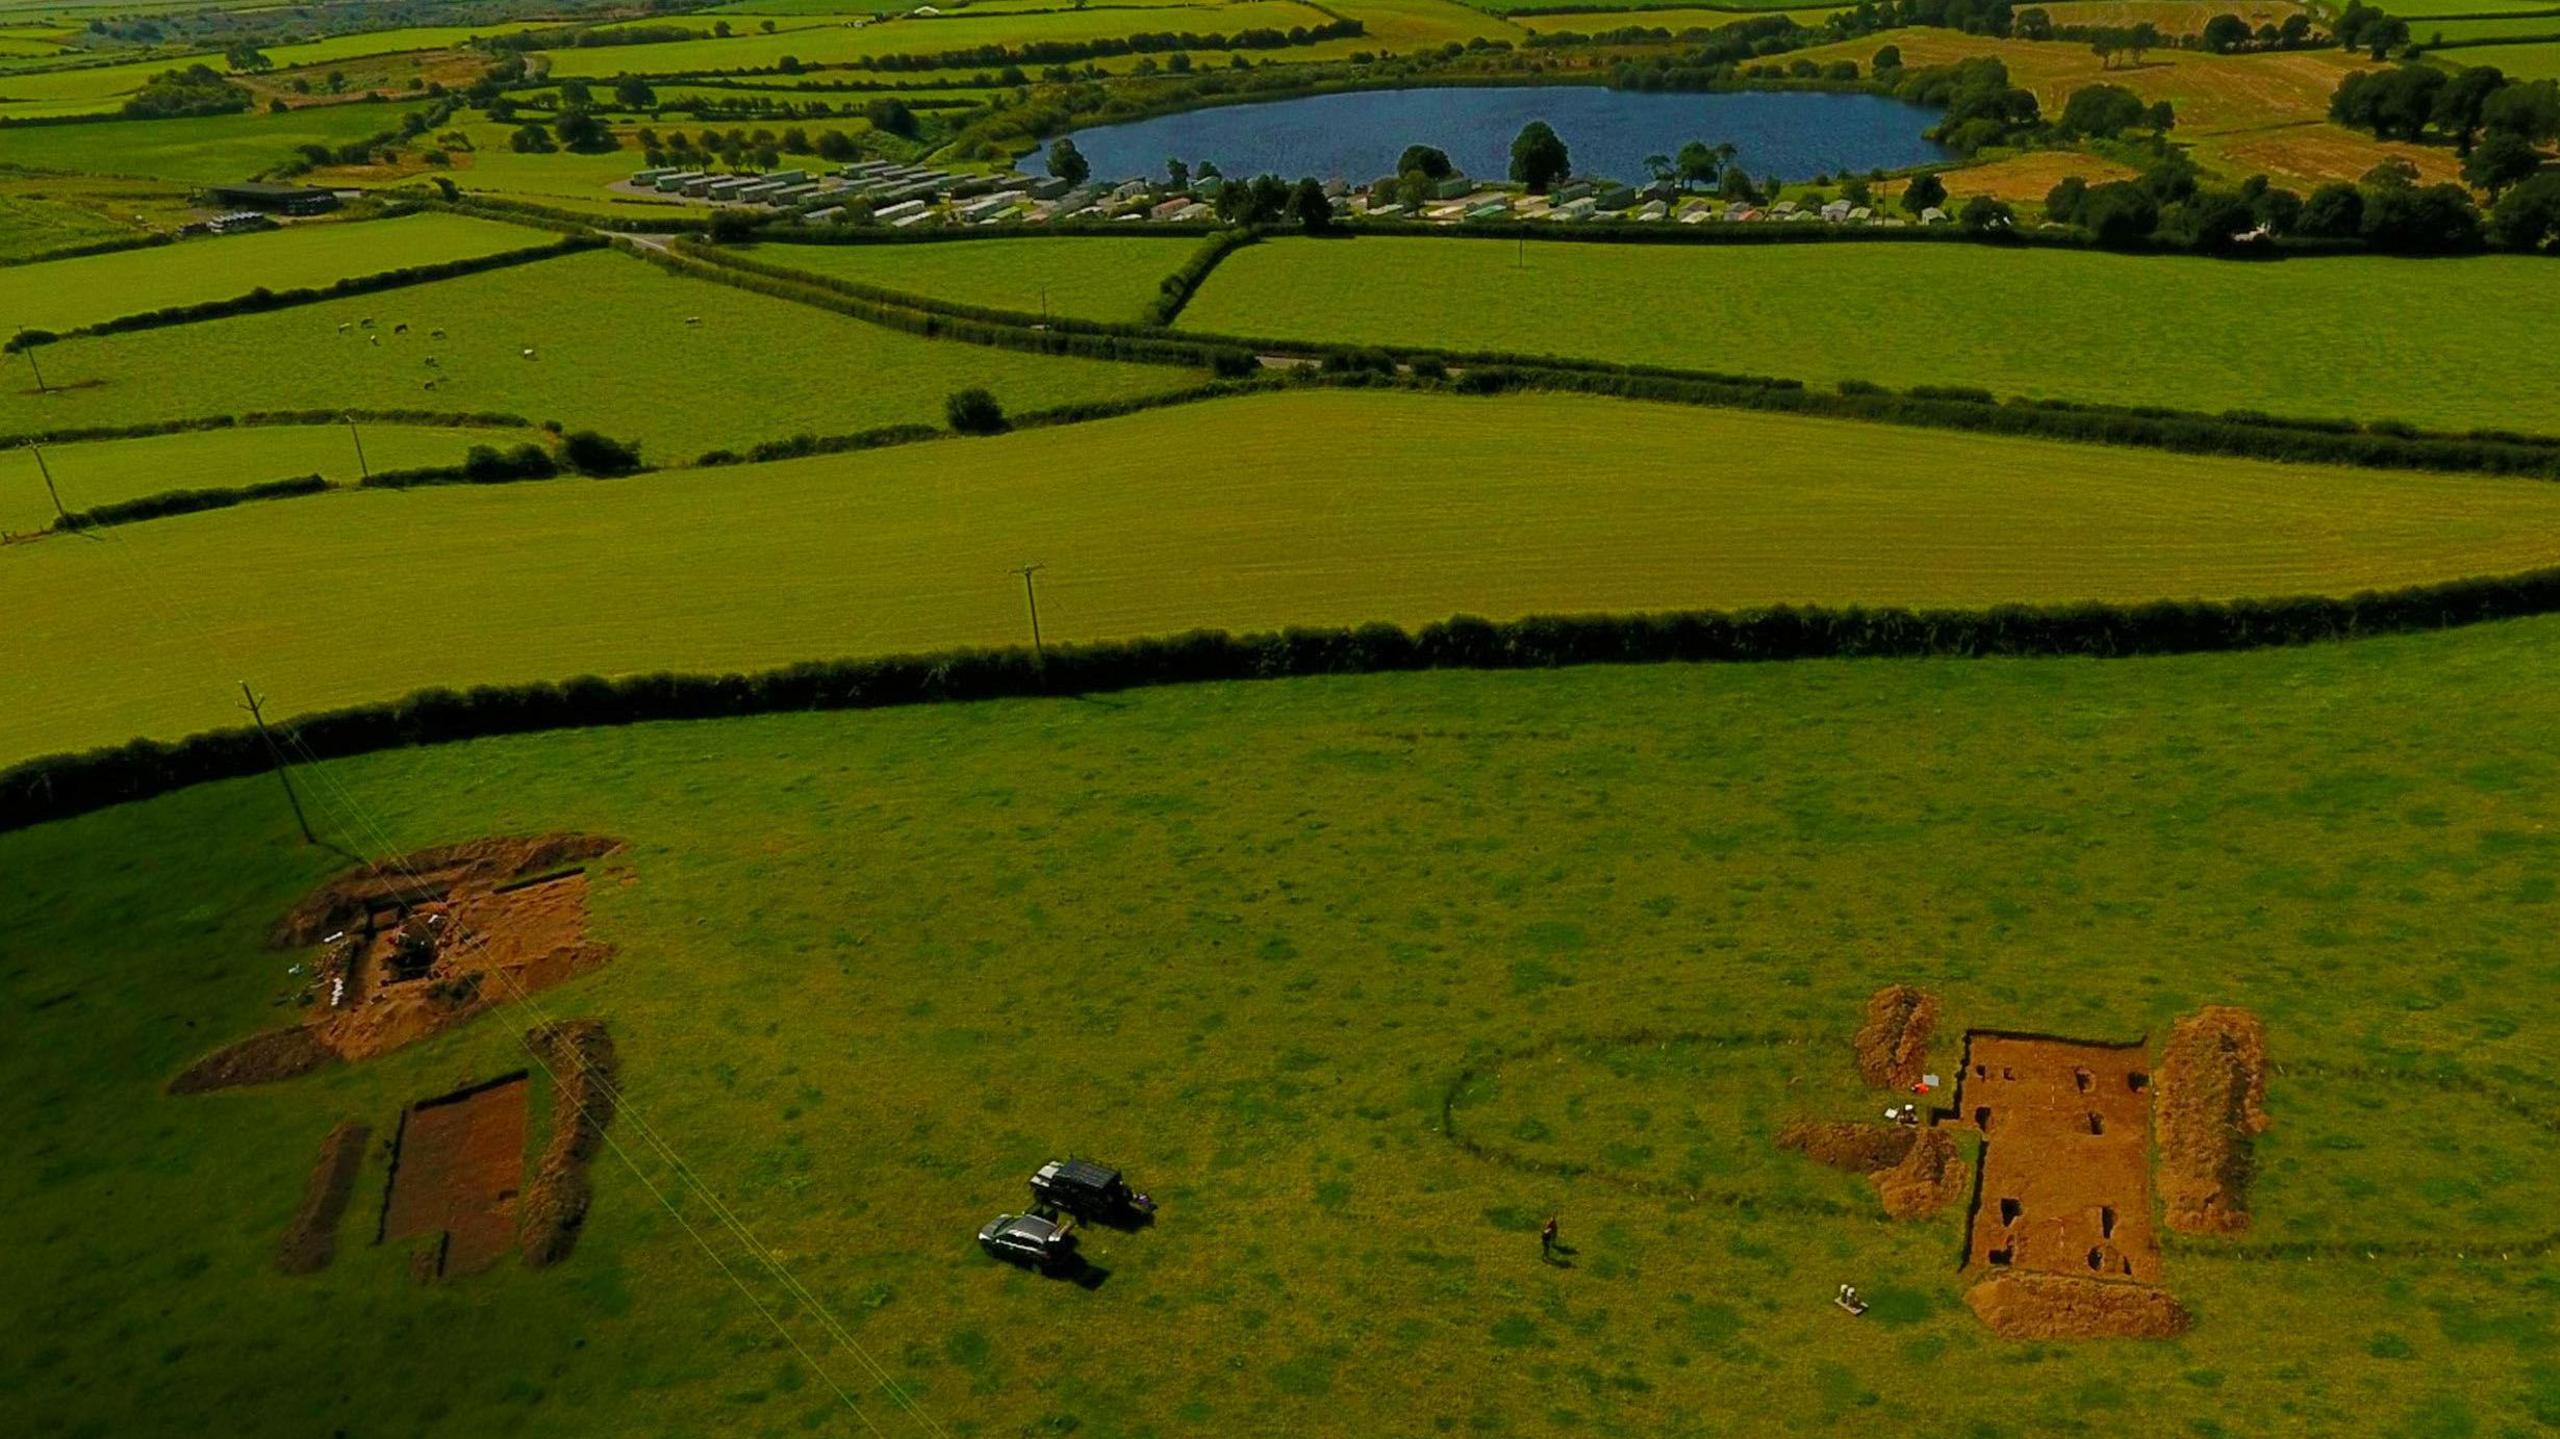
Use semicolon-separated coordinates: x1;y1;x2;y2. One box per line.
978;1211;1077;1270
1031;1159;1156;1220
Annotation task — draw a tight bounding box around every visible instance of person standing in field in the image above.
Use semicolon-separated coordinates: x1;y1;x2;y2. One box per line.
1541;1216;1559;1260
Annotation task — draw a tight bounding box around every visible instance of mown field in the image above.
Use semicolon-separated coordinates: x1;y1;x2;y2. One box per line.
0;103;422;182
744;235;1204;322
9;615;2560;1437
0;421;528;533
2428;38;2560;78
0;246;1192;463
1178;237;2560;433
0;212;548;335
9;385;2560;762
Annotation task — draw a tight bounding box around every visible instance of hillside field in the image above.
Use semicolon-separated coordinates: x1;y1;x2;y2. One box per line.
1177;237;2560;433
743;234;1205;323
539;1;1337;76
0;247;1195;461
0;104;424;183
9;385;2560;762
8;619;2560;1436
0;212;552;335
0;421;531;533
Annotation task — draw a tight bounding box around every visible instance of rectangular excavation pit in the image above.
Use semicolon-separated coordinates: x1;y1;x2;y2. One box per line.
1952;1032;2160;1285
378;1072;530;1278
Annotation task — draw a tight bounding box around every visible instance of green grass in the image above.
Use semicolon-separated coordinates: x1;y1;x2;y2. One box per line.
0;421;531;533
0;246;1194;467
0;102;423;182
8;385;2560;761
742;235;1205;322
0;190;129;260
2427;36;2560;76
2413;15;2560;39
541;0;1334;75
1179;236;2560;434
0;213;552;335
9;616;2560;1436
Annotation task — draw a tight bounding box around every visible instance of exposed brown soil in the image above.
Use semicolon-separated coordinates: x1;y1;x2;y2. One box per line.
172;834;622;1093
379;1073;529;1279
1853;984;1939;1090
278;1120;370;1275
2155;1006;2270;1235
1957;1032;2162;1285
1778;1119;1917;1174
520;1019;619;1268
170;1024;336;1093
1963;1272;2193;1340
1873;1127;1968;1220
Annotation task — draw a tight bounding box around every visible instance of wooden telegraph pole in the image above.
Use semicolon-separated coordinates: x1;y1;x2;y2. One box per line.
16;327;47;394
1011;563;1047;666
29;442;68;528
239;682;319;847
345;415;369;480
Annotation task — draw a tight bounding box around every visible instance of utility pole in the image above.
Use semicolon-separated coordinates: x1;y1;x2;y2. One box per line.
29;442;68;527
239;682;319;847
1040;285;1050;329
1011;563;1046;666
17;328;46;394
345;415;369;480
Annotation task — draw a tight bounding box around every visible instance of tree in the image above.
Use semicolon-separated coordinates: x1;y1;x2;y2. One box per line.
121;63;249;119
1166;156;1190;189
946;388;1007;434
2296;181;2364;237
1901;172;1946;215
2464;129;2541;198
2483;77;2560;145
2061;83;2147;138
1397;144;1451;180
614;74;656;109
1508;120;1569;192
1676;139;1733;191
1047;136;1089;185
2488;171;2560;250
818;129;856;161
1872;43;1902;71
2433;65;2510;151
706;207;764;243
2201;14;2251;54
1643;152;1675;188
1959;195;2015;232
1717;165;1757;204
2363;181;2483;252
2146;100;2176;133
224;41;271;72
509;121;555;154
558;78;593;107
560;431;642;476
2044;175;2087;224
2079;180;2160;244
865;97;917;138
553;107;612;152
1288;176;1334;233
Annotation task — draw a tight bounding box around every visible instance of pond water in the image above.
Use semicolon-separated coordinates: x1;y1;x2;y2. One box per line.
1023;85;1950;186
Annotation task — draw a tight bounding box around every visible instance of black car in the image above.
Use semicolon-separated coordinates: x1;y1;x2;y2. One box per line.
978;1212;1076;1270
1030;1159;1156;1220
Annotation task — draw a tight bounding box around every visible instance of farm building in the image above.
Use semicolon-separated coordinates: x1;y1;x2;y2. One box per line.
202;183;338;216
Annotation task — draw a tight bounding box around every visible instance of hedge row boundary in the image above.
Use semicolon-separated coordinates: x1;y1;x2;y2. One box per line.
1145;228;1259;326
53;474;327;531
673;240;2560;475
5;235;602;350
0;409;532;450
0;229;173;271
11;568;2560;832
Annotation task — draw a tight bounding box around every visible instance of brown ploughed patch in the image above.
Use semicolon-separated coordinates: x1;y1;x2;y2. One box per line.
520;1020;619;1268
278;1120;371;1275
1963;1272;2192;1340
379;1073;529;1279
172;835;623;1093
1956;1032;2161;1285
1776;1119;1968;1220
1778;1119;1916;1174
1853;984;1939;1091
2155;1006;2270;1234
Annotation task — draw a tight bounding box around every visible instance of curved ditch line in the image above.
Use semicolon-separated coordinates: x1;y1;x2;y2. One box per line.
1436;1028;1865;1217
2170;1057;2560;1265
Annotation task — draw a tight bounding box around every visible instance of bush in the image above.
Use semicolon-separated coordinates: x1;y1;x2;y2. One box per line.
560;431;643;475
946;387;1007;434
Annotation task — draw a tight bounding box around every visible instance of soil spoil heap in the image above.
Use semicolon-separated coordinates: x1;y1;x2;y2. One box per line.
2156;1006;2270;1234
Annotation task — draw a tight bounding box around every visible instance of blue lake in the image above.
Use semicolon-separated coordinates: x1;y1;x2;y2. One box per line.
1024;85;1950;186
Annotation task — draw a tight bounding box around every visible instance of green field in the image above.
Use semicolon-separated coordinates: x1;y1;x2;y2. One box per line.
8;385;2560;762
541;0;1335;76
2428;36;2560;76
10;613;2560;1436
0;190;129;259
0;212;550;335
2413;15;2560;40
744;235;1205;322
0;421;529;533
0;247;1193;465
0;102;423;182
1180;236;2560;434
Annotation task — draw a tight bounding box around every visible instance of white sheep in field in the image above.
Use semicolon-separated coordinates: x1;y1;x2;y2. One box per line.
336;322;350;334
521;347;537;359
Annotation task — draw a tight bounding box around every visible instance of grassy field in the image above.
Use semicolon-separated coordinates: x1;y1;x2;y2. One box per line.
0;246;1192;465
1179;236;2560;433
541;1;1337;76
8;385;2560;760
0;212;551;335
1513;6;1847;33
0;103;422;182
0;190;130;259
2035;0;2308;32
2442;38;2560;77
0;421;529;533
9;614;2560;1435
743;235;1204;322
